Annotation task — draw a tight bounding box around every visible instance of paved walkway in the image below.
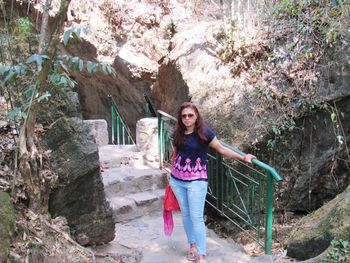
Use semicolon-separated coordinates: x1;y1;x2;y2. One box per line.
94;211;251;263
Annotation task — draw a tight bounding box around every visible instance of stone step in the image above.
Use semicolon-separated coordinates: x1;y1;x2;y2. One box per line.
107;189;165;222
102;167;166;196
98;144;144;169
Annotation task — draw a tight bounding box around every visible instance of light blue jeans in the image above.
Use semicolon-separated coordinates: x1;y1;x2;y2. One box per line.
170;176;208;256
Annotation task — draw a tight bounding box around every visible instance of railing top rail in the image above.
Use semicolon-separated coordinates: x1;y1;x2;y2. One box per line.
158;110;282;182
220;142;283;182
108;94;121;111
157;110;177;122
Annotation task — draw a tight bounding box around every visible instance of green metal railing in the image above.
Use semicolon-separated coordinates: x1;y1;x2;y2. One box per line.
109;95;135;145
158;110;177;168
157;110;282;254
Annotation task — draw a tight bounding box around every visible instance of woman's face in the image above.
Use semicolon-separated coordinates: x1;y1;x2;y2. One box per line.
181;107;197;130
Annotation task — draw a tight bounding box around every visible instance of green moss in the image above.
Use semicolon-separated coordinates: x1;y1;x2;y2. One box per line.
0;191;16;260
287;185;350;251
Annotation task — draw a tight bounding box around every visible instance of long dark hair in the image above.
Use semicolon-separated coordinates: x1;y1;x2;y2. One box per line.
173;102;208;147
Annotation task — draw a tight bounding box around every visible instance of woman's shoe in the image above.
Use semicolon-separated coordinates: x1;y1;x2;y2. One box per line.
186;247;197;261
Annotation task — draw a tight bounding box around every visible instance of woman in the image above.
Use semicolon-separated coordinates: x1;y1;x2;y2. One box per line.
170;102;256;263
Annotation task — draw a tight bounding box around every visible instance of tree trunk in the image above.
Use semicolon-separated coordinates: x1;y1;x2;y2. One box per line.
18;0;71;214
38;0;53;53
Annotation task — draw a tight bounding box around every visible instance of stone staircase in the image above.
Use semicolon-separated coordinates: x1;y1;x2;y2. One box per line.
99;144;166;223
91;119;293;263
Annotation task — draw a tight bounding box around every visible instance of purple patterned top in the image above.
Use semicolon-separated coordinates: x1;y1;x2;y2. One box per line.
171;126;216;181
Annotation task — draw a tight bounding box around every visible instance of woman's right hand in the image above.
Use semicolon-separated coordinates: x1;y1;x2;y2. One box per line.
242;154;256;163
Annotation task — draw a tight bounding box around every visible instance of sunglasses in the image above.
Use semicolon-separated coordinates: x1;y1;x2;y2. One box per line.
181;113;195;119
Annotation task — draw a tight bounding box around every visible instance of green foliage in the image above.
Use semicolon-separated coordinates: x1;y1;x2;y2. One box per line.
216;18;270;76
49;72;76;88
1;45;115;122
62;24;89;46
17;17;33;34
60;55;115;75
321;239;349;263
26;54;49;71
273;0;350;47
267;118;296;150
216;19;237;61
313;102;345;146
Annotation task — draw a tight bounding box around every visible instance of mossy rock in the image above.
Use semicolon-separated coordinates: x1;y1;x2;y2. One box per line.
286;185;350;260
0;191;16;262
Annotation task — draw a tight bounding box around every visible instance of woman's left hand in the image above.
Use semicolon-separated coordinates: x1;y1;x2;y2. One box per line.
243;154;256;163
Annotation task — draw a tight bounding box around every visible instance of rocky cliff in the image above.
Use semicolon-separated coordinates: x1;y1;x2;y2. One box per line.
3;0;349;260
58;0;350;214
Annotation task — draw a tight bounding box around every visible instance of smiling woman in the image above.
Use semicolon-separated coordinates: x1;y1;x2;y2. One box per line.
169;102;256;263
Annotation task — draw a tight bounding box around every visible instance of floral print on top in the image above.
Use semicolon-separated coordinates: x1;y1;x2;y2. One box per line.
171;126;216;181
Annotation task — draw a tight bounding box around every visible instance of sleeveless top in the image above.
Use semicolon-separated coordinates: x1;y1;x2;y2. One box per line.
171;126;216;181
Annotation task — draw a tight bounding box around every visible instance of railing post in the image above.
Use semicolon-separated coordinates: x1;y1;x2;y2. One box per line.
116;117;120;144
157;112;163;169
217;153;223;213
111;102;115;144
265;171;274;254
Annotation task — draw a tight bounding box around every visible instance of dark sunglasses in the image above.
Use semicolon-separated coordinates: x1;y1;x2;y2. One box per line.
181;113;195;119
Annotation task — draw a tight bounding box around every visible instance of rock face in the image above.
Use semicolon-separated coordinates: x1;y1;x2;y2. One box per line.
0;191;16;262
266;40;350;212
61;0;168;140
69;58;154;141
286;185;350;260
45;117;115;245
153;21;244;118
269;96;350;212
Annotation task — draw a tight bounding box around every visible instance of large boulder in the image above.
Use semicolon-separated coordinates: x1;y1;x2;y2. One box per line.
44;117;115;245
0;191;16;262
285;185;350;260
65;44;156;141
38;86;115;246
152;21;228;111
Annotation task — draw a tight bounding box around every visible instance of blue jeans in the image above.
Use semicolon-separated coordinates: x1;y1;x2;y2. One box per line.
170;176;208;256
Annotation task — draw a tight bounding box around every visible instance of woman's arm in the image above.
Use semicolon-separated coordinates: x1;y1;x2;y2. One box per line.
209;137;256;163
